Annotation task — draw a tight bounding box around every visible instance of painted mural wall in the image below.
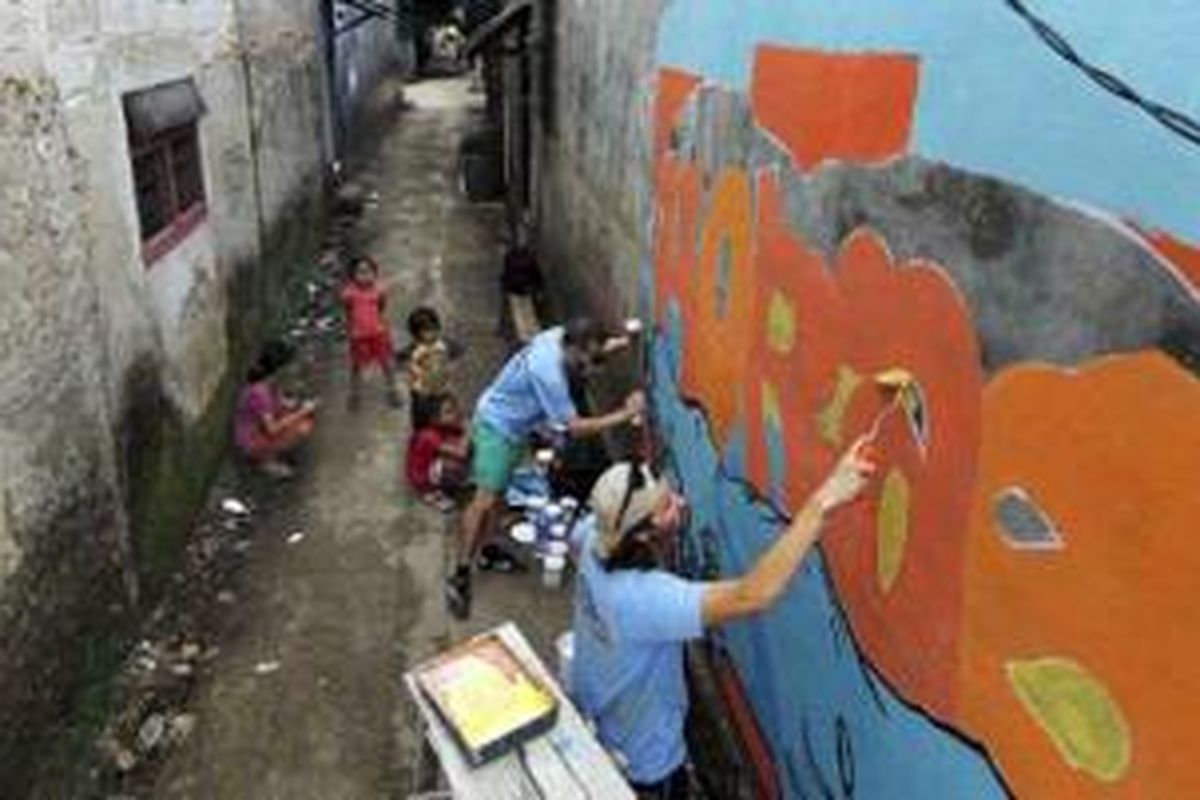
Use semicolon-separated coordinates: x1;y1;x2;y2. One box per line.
617;1;1200;797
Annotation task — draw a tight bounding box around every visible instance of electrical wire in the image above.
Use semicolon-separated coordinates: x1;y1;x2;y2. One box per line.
1004;0;1200;147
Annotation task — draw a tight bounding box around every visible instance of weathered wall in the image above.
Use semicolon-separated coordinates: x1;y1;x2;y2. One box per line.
0;1;337;793
536;0;669;320
333;0;402;153
540;2;1200;797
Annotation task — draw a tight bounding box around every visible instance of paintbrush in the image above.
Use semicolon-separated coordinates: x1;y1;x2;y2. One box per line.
860;368;917;444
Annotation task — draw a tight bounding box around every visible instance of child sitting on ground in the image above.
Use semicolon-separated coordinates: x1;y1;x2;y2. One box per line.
234;339;318;478
406;393;471;511
341;255;401;409
399;306;464;429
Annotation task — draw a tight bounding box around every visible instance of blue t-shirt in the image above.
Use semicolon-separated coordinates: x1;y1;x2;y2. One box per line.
475;327;578;441
569;515;705;784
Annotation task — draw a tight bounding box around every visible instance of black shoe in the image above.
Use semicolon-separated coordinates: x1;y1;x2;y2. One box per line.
444;574;471;620
477;544;525;574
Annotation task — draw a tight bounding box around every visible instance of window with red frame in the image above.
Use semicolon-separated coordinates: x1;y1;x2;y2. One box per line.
123;78;208;264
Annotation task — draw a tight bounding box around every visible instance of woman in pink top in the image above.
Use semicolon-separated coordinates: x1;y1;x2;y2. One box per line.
235;340;317;478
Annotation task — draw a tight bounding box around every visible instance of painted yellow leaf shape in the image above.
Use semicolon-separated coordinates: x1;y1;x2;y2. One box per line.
766;291;796;354
762;380;782;427
876;468;910;593
1007;657;1132;783
817;365;863;446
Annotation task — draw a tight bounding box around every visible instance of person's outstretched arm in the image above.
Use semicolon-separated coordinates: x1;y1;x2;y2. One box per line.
565;390;644;438
702;439;875;627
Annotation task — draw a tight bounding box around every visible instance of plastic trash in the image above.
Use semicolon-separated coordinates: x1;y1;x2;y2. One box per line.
221;498;250;516
504;465;552;508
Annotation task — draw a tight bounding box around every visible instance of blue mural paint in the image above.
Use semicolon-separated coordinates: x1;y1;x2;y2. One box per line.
765;420;789;506
656;0;1200;240
650;334;1008;798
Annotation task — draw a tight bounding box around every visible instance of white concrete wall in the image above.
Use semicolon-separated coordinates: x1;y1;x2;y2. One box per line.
0;0;337;789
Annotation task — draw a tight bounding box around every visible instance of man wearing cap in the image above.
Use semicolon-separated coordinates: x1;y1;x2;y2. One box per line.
570;441;876;799
445;317;645;619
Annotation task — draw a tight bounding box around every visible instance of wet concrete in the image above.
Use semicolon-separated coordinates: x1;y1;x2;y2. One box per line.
152;77;572;799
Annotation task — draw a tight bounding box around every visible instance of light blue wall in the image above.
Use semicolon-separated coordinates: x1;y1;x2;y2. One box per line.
657;0;1200;240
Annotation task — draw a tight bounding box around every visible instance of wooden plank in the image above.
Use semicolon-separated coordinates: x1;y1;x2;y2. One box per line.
404;623;635;800
507;294;541;343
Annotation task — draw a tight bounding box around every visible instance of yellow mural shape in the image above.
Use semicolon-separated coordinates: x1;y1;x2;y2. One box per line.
766;291;797;354
1007;657;1132;784
816;365;864;446
762;380;782;428
876;468;910;593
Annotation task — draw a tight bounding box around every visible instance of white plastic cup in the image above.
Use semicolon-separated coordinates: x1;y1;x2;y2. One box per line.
543;554;566;588
544;540;569;558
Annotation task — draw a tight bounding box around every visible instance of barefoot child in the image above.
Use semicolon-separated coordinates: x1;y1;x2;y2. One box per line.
406;393;471;511
341;256;401;408
235;340;317;477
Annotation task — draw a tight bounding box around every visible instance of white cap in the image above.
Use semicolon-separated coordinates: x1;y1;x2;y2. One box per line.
588;462;668;559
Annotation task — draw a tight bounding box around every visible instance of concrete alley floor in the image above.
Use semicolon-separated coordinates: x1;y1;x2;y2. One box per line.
151;77;572;799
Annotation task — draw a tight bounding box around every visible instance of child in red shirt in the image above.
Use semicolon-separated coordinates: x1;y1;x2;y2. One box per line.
341;256;401;408
406;393;471;511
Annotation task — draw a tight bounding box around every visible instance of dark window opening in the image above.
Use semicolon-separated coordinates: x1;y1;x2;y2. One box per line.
123;78;208;264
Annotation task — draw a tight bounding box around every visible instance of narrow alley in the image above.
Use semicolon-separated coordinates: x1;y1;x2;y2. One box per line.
150;78;569;798
4;2;1200;799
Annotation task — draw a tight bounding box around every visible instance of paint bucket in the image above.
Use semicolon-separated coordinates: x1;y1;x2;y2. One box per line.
510;522;537;545
536;503;564;544
543;554;566;589
556;631;575;694
544;540;569;558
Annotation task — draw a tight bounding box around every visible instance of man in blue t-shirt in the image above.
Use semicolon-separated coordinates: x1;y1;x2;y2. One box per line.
570;441;876;798
445;317;644;619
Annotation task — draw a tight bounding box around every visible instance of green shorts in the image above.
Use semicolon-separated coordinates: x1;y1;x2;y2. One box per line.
470;420;524;493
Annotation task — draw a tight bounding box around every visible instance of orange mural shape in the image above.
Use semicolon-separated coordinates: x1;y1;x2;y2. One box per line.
960;353;1200;797
651;39;1200;799
748;198;982;720
652;51;982;720
751;44;919;173
1138;227;1200;293
653;68;702;161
